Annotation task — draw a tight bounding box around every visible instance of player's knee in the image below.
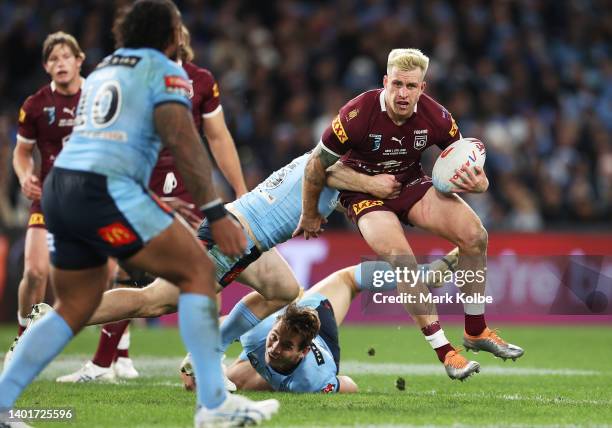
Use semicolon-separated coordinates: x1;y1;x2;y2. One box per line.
140;287;177;317
457;223;488;254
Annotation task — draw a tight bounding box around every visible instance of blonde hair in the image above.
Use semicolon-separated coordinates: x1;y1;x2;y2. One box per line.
179;24;194;62
42;31;85;63
387;48;429;77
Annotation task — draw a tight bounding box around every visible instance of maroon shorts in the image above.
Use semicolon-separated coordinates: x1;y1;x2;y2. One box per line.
149;165;201;219
28;200;46;229
340;175;433;226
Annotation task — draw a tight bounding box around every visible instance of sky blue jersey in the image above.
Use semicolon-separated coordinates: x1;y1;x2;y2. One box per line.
230;153;339;251
55;48;191;186
239;293;340;393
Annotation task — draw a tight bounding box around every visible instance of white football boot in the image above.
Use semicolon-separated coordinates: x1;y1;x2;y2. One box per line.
113;357;139;379
180;353;237;392
56;360;115;383
3;303;54;368
194;394;280;428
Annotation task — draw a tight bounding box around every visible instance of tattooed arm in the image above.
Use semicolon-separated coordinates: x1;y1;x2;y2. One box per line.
292;143;340;239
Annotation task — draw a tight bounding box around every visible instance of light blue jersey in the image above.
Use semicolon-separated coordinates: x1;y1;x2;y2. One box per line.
55;48;191;186
230;153;339;251
239;293;339;393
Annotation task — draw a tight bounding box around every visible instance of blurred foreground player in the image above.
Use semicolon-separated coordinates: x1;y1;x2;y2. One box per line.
57;24;249;384
7;31;84;361
296;48;523;369
0;1;279;427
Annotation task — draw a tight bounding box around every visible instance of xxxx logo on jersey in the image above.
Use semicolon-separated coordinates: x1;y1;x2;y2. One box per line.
332;115;348;143
449;117;458;137
352;200;384;216
28;213;45;226
97;222;137;247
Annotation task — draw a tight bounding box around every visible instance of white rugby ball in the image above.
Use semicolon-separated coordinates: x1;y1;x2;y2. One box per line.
432;138;486;193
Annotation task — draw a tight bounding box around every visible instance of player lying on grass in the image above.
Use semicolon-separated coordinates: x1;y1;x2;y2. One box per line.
180;262;414;393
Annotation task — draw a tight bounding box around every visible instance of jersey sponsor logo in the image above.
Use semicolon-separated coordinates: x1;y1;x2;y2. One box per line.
164;76;191;97
43;106;56;125
321;383;335;394
352;199;384;216
163;172;178;194
97;54;142;69
331;115;348;144
346;108;359;121
310;343;325;366
97;222;137;247
212;82;219;98
247;352;259;368
449;117;458;137
28;213;45;227
391;136;405;146
414;134;427;150
58;118;76;127
19;108;26;123
440;146;454;158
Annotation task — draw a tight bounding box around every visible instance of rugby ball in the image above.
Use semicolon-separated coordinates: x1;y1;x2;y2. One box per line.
432;138;486;193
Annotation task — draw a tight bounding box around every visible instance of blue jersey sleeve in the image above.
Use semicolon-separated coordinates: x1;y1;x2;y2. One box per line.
239;311;278;352
285;373;339;394
149;56;192;108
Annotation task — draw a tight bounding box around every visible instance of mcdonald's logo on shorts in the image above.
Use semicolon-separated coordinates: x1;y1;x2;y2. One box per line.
28;213;45;226
352;200;384;216
98;222;137;247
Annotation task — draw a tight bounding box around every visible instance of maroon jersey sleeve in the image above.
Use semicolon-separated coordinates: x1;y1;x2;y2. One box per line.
320;92;371;157
17;96;39;143
196;68;221;117
432;107;461;150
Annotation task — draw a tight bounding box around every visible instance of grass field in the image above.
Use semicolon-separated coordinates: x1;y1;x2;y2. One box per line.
1;323;611;427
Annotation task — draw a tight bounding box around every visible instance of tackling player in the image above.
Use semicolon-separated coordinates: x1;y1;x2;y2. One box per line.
181;263;402;393
0;1;278;427
295;48;523;377
57;24;249;384
8;31;84;354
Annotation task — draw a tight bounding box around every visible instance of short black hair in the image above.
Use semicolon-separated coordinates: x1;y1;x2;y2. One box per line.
112;0;180;52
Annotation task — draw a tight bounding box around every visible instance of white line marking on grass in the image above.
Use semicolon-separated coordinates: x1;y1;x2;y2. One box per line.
1;355;603;380
341;361;601;376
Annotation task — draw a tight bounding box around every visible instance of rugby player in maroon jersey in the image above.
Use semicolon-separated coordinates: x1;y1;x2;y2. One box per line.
295;48;524;380
7;32;84;354
56;25;249;383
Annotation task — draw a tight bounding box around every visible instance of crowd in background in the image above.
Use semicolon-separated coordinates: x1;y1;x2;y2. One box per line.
0;0;610;232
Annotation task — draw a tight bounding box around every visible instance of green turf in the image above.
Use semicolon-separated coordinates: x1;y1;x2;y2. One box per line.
1;324;611;427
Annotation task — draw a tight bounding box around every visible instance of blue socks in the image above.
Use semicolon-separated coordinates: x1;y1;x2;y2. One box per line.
220;301;260;352
0;311;73;411
178;293;227;409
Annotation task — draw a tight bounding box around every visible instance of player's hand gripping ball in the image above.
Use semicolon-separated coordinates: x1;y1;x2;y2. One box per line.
432;138;486;194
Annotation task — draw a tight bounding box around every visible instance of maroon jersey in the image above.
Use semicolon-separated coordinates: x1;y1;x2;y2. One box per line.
321;89;460;184
150;62;221;201
17;82;81;182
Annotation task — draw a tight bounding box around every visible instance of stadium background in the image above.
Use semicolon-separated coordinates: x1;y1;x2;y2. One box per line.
0;0;610;320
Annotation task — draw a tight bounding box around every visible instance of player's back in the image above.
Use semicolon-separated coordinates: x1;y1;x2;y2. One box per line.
55;48;191;186
230;153;339;251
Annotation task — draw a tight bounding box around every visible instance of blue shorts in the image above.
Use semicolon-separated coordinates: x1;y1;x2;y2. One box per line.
301;293;340;372
42;167;174;270
197;217;260;287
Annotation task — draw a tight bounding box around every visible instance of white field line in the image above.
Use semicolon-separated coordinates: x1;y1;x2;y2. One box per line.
0;355;605;380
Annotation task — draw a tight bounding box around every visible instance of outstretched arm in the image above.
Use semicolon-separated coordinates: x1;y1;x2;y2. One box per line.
293;143;339;239
326;162;401;199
